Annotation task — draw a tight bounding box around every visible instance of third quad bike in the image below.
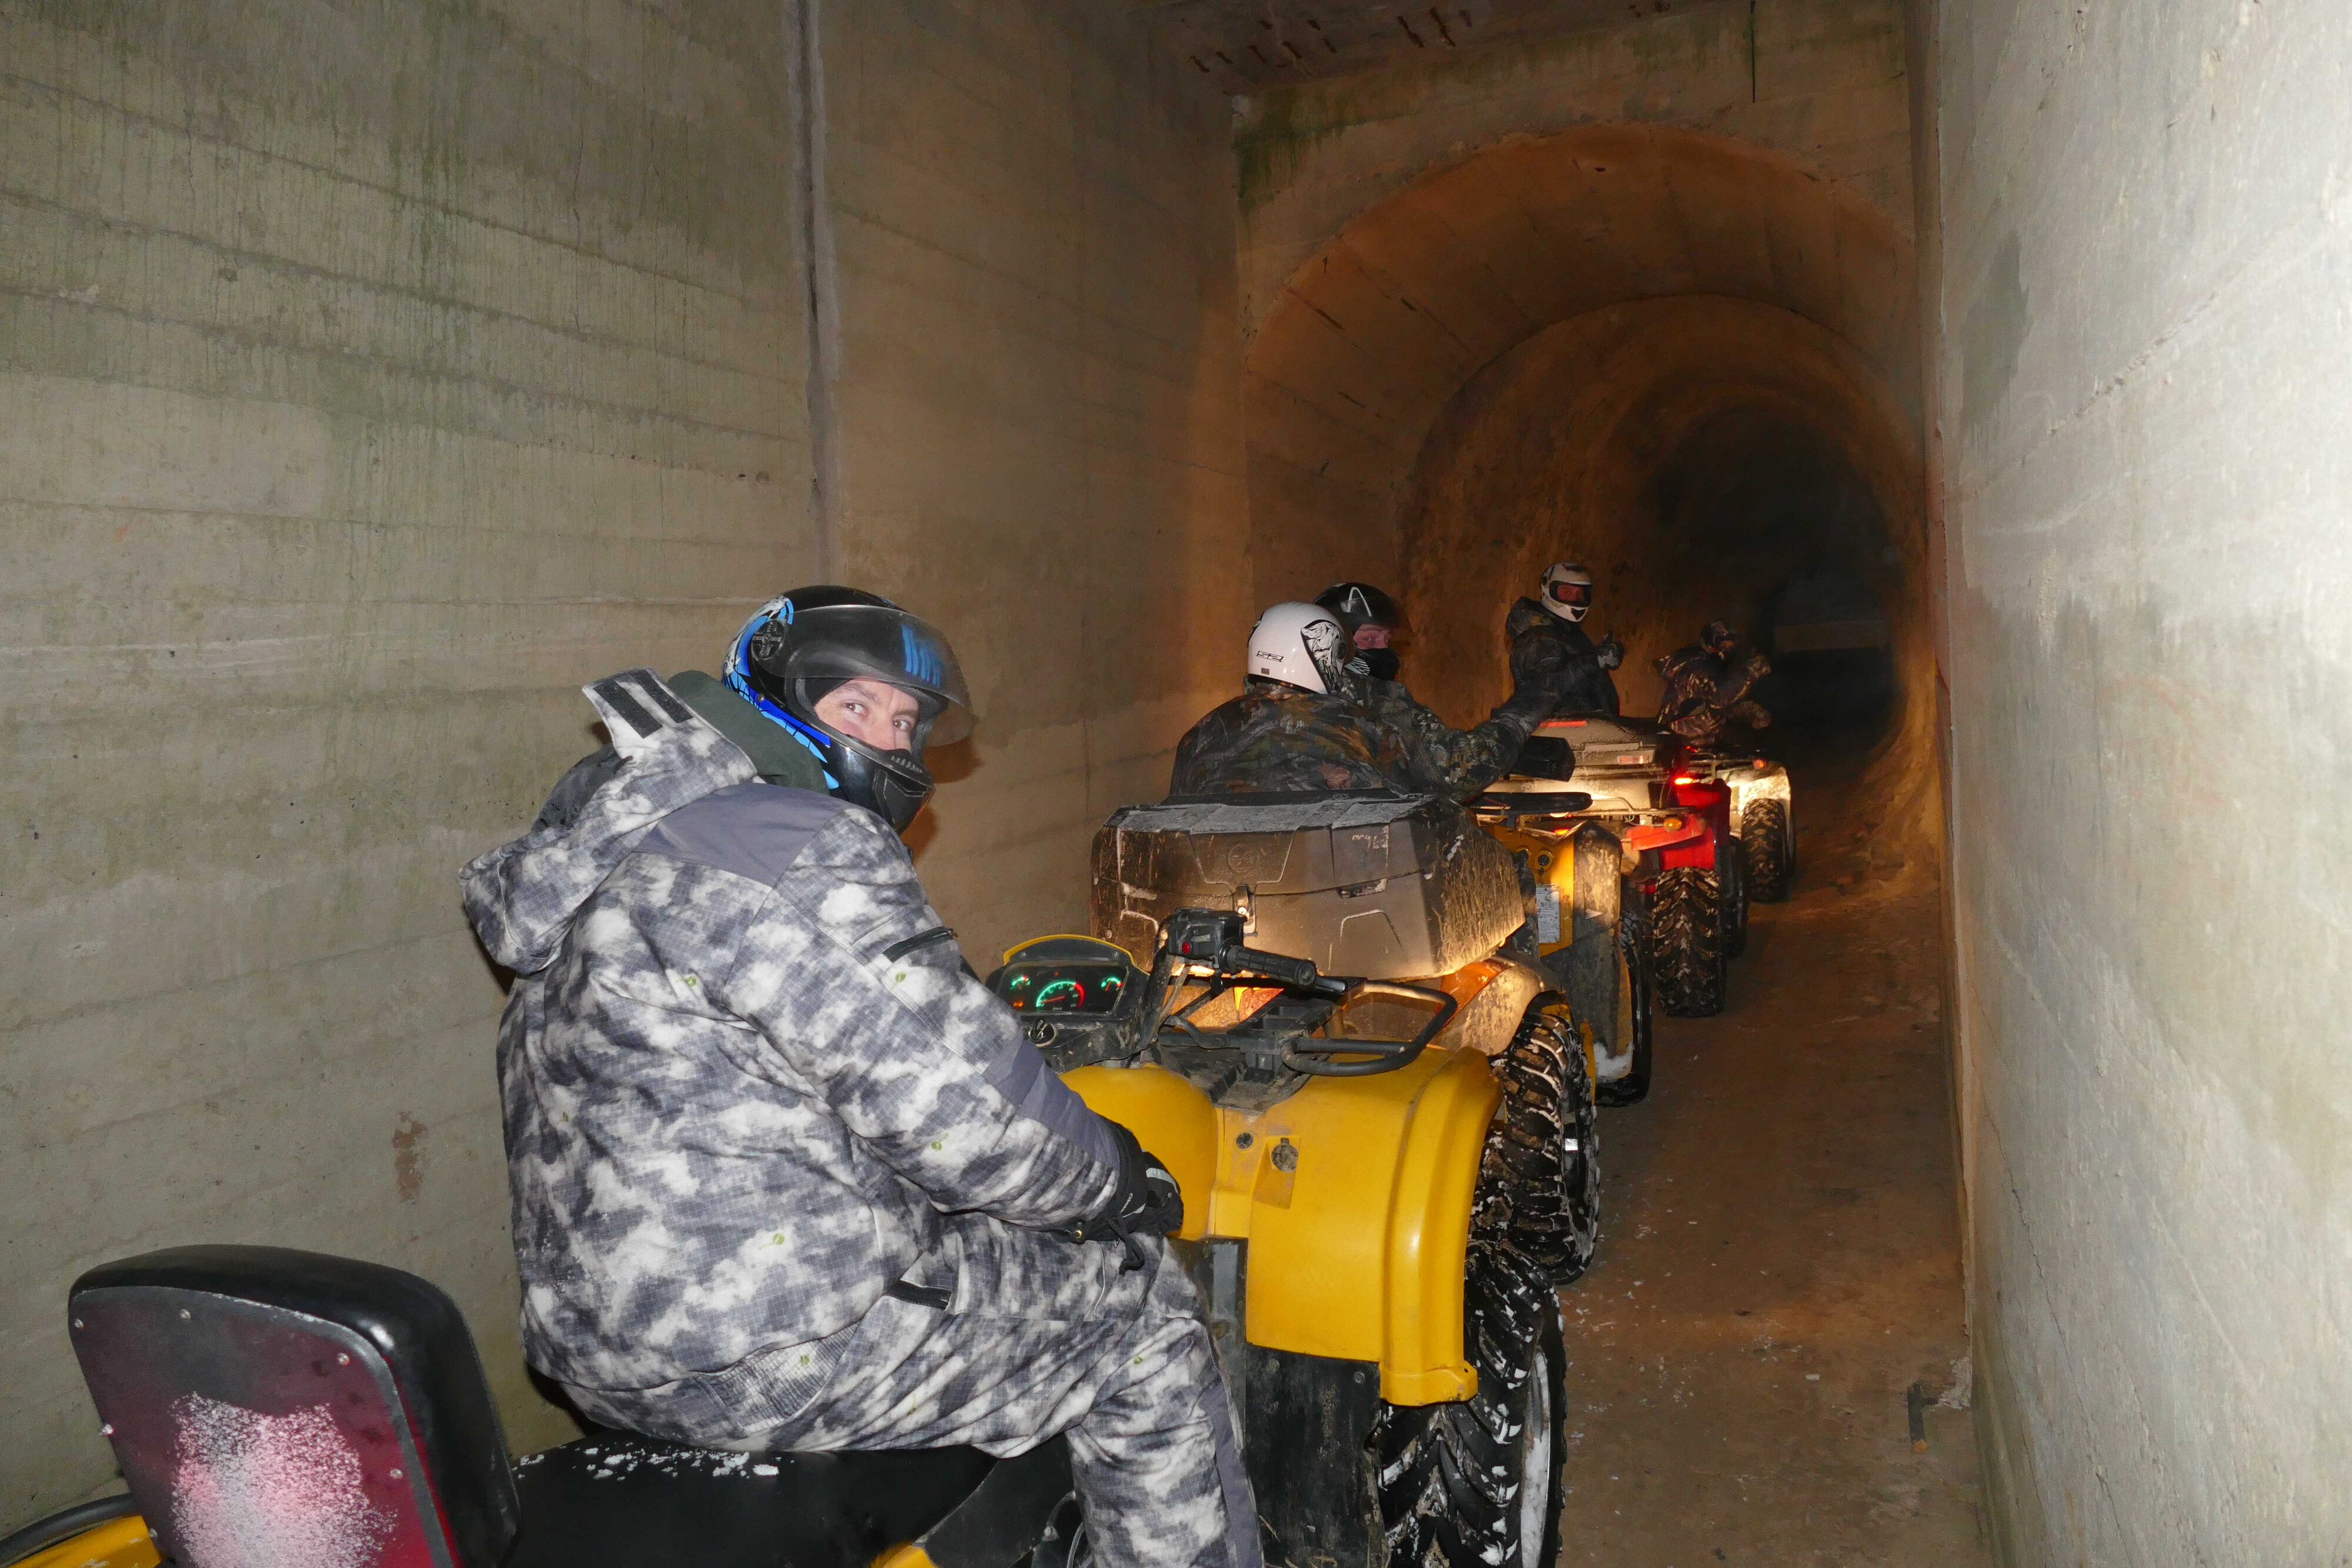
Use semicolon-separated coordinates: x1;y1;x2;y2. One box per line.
1672;750;1796;904
1475;716;1750;1020
15;790;1603;1568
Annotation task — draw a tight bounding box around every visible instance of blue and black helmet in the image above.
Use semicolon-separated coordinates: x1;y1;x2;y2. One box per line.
725;586;974;831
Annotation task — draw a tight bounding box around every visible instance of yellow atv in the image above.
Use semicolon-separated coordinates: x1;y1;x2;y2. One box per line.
13;791;1602;1568
989;788;1603;1568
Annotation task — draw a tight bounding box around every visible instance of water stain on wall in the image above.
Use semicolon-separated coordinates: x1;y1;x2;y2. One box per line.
392;1112;428;1203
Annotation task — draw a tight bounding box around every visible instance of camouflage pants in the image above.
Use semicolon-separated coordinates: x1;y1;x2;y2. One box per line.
577;1212;1258;1568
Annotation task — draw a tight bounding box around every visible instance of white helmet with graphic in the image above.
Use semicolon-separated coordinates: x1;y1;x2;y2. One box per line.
1541;561;1595;623
1248;601;1352;694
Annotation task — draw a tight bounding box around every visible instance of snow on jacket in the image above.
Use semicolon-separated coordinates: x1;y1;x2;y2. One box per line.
460;668;1122;1398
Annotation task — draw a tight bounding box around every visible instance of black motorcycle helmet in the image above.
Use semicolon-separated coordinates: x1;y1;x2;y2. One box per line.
724;586;974;833
1314;581;1408;682
1702;619;1738;656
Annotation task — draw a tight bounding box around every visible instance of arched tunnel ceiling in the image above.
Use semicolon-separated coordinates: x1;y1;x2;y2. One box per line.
1244;120;1919;601
1398;293;1925;724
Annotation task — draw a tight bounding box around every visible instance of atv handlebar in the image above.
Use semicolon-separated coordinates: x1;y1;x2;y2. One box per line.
1283;981;1459;1076
1149;908;1459;1078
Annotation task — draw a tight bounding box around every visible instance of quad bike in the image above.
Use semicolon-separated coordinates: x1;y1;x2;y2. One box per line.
12;790;1601;1568
1031;786;1603;1568
1475;716;1743;1021
1462;784;1656;1108
1672;751;1796;905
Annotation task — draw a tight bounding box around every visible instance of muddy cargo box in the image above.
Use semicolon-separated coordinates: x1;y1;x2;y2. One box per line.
1090;791;1524;981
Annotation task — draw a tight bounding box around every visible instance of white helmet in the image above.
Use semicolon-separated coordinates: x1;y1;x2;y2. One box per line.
1248;601;1352;694
1541;561;1595;623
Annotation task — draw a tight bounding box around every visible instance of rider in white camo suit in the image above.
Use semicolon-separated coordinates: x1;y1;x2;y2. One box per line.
460;589;1259;1568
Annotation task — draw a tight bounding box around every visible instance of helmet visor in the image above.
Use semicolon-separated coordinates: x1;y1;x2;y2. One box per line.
757;601;976;744
1546;580;1593;608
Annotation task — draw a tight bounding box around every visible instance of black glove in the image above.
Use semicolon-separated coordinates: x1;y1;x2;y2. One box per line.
1064;1121;1183;1270
1596;633;1625;671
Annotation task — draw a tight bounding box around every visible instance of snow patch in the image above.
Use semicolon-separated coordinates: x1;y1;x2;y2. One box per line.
169;1394;394;1568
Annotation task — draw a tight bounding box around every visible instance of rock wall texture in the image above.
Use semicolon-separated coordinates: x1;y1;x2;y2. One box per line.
0;0;1240;1524
1929;2;2352;1560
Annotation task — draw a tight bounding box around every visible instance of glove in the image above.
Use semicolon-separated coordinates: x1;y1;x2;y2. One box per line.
1063;1121;1184;1269
1595;634;1625;671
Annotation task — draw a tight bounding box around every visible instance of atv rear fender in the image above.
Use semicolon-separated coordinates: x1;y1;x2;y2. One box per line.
1063;1043;1499;1407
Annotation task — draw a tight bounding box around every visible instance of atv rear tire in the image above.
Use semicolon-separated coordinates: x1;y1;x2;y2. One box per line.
1742;798;1791;902
1373;1248;1566;1568
1596;925;1654;1108
1474;1001;1601;1285
1648;866;1726;1017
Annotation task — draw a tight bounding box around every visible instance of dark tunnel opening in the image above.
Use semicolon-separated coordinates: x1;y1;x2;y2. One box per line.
1643;408;1900;753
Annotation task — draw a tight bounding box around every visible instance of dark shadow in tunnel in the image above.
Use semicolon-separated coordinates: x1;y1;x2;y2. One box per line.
1641;407;1900;755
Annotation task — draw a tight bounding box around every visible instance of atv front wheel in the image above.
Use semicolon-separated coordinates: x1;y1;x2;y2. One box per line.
1475;1001;1601;1285
1596;923;1654;1108
1648;866;1727;1017
1742;798;1792;902
1373;1248;1566;1568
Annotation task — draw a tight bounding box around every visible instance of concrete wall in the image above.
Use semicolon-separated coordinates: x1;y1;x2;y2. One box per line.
816;1;1250;965
1930;1;2352;1560
0;0;1241;1525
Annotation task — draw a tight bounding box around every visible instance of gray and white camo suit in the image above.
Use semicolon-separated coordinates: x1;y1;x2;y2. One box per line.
459;670;1259;1568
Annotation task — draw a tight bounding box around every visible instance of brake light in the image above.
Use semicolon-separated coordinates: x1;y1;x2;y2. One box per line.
1672;772;1700;786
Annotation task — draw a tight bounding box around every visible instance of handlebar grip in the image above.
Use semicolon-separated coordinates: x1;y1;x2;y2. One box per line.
1224;945;1322;990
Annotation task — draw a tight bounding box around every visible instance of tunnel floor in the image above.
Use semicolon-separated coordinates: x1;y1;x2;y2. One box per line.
1553;754;1987;1566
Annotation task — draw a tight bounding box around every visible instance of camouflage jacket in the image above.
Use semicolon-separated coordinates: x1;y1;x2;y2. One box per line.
1505;597;1621;718
459;670;1121;1398
1656;644;1771;745
1169;677;1442;797
1356;670;1552;801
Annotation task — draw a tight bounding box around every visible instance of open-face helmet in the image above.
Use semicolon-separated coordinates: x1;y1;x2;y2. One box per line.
1248;602;1352;695
1541;561;1595;623
1314;581;1406;680
724;587;974;832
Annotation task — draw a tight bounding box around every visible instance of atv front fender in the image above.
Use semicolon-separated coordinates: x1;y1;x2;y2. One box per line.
1063;1047;1500;1406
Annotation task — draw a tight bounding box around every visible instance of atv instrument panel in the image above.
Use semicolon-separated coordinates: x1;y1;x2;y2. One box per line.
987;935;1147;1071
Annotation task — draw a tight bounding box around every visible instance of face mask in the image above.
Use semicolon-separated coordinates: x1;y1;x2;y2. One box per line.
1358;647;1402;683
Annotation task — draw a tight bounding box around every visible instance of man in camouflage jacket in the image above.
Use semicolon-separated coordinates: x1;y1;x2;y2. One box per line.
1174;599;1572;802
1314;581;1561;801
460;594;1258;1568
1505;594;1623;718
1656;620;1772;748
1169;671;1441;797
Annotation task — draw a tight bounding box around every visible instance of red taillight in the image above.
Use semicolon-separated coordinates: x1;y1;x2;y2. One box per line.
1672;772;1700;786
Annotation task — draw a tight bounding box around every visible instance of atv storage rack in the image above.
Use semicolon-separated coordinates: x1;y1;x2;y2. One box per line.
1090;790;1525;984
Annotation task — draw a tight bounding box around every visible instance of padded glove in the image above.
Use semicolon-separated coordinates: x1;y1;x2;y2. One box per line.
1596;633;1625;671
1063;1121;1184;1270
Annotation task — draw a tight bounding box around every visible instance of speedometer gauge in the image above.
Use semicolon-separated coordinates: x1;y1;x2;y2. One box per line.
1034;978;1087;1011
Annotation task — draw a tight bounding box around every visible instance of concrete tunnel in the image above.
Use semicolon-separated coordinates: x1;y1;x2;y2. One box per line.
1246;123;1936;858
5;2;2351;1564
